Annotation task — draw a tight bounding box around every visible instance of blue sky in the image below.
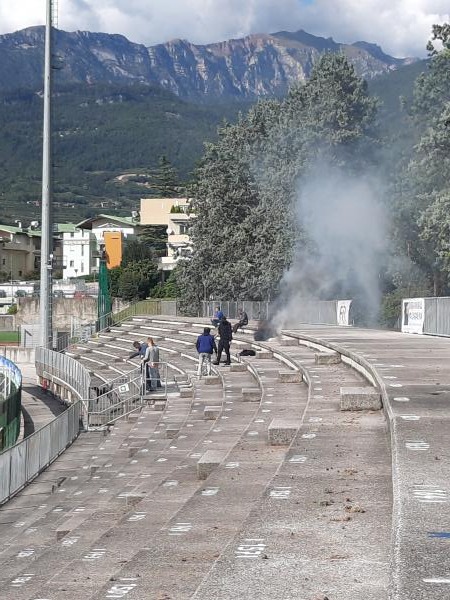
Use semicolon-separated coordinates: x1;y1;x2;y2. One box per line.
0;0;449;57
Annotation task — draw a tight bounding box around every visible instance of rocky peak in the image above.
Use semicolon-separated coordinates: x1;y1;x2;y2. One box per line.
0;26;418;101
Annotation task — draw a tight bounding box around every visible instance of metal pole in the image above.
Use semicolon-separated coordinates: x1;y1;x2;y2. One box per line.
39;0;53;348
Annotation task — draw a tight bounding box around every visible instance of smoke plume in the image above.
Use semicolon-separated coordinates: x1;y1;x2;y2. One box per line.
273;163;387;330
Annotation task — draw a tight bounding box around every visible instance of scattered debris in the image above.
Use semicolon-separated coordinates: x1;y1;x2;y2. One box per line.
345;504;365;513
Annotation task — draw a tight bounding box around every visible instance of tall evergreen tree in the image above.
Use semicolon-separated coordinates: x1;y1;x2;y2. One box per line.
147;155;181;197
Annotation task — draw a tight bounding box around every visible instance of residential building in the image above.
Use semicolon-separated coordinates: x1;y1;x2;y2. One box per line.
140;198;194;273
77;214;141;272
0;224;41;280
59;224;97;278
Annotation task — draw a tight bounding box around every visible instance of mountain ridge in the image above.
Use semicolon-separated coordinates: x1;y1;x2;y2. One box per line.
0;26;417;101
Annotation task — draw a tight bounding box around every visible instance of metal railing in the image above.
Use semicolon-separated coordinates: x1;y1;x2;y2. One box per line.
58;299;181;350
35;346;91;402
111;299;180;323
0;400;82;505
88;363;169;428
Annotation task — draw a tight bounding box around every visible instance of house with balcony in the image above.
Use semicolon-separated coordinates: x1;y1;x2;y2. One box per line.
140;197;194;275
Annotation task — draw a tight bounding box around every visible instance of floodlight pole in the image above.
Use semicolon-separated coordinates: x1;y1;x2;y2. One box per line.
39;0;53;348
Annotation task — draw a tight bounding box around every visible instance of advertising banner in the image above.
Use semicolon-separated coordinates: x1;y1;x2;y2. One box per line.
337;300;352;326
402;298;425;334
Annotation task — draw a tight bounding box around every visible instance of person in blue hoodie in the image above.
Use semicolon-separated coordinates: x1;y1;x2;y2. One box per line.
211;306;224;327
196;327;217;376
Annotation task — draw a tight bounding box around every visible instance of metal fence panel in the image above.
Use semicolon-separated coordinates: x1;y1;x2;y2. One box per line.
35;347;91;401
421;297;450;337
201;299;340;325
50;419;61;462
39;425;51;469
26;431;41;481
9;440;27;496
0;451;11;503
160;300;178;316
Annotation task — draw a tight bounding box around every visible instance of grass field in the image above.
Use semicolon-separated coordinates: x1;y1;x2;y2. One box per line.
0;331;20;345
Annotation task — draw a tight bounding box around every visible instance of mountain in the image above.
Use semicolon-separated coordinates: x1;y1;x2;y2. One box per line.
0;26;417;101
0;26;424;226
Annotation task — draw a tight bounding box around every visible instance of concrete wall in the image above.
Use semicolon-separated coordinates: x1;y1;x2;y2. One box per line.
15;297;129;329
0;346;35;362
0;315;16;330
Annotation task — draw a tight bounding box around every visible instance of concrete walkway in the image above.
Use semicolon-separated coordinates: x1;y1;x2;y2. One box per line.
285;325;450;600
16;361;67;438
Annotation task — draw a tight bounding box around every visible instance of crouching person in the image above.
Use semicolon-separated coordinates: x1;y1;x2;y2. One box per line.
232;309;248;334
196;327;217;377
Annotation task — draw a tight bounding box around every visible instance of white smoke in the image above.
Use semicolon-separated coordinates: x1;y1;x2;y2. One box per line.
273;164;387;329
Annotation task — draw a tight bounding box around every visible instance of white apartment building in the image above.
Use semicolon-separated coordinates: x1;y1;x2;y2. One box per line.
61;226;97;278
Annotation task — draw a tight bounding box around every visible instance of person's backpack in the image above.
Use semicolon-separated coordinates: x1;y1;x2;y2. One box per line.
239;349;256;356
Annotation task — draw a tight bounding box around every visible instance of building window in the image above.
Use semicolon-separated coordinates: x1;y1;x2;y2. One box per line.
18;270;22;277
1;259;5;266
70;232;74;238
70;260;74;267
81;245;84;256
81;262;84;272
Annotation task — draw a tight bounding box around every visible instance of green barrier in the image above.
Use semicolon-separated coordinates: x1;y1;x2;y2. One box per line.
0;358;22;452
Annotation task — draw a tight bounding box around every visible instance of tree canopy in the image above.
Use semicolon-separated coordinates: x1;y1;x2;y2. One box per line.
179;53;379;312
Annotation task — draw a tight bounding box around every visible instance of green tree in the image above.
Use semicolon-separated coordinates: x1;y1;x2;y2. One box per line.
179;53;379;312
147;155;181;197
150;268;180;298
397;23;450;294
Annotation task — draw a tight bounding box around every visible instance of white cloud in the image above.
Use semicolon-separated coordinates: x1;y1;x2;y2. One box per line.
0;0;448;57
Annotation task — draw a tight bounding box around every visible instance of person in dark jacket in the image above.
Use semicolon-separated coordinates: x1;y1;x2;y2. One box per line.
129;340;148;359
196;327;217;376
232;309;249;333
213;317;232;365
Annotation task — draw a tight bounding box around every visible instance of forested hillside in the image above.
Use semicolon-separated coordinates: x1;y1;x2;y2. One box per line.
0;59;421;226
0;83;247;224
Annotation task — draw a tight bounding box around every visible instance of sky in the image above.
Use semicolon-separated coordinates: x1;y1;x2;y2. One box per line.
0;0;448;58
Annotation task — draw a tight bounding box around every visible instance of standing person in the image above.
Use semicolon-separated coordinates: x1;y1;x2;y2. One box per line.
213;316;232;366
232;309;249;334
143;337;161;391
211;306;224;327
196;327;217;377
129;340;147;359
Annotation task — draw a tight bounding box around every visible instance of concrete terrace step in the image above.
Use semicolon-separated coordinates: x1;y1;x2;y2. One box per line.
3;315;395;599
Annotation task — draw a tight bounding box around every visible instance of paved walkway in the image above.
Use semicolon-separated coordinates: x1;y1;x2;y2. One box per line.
17;362;67;438
285;325;450;600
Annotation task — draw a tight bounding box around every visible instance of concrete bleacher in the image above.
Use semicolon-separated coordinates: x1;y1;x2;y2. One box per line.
0;314;398;599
